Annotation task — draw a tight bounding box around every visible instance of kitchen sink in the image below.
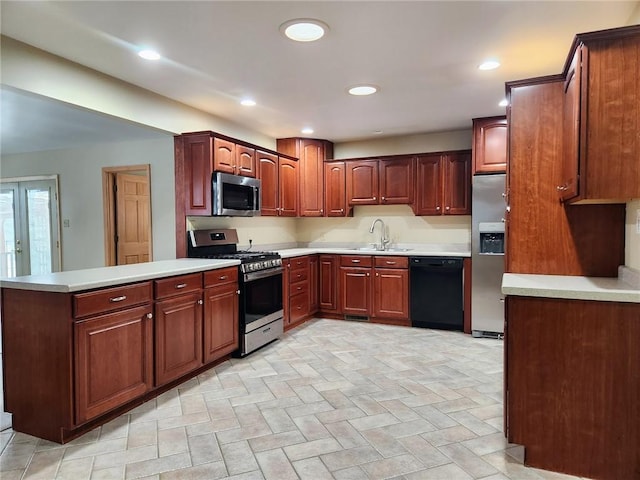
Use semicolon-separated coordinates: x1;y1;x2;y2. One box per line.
353;247;412;252
384;248;412;252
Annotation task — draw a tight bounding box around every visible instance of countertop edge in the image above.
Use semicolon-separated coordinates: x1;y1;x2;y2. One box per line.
277;247;471;259
0;259;241;293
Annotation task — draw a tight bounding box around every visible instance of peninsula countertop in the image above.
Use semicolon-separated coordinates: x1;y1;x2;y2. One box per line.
0;258;240;293
502;270;640;304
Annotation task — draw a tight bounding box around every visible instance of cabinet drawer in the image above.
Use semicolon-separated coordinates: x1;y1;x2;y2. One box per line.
290;290;310;322
73;282;152;318
289;256;310;272
204;267;238;288
374;256;408;268
289;268;308;283
290;279;309;296
340;255;373;267
155;273;202;300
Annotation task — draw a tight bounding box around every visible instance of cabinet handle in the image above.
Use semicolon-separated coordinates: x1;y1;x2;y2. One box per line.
373;196;377;201
556;184;569;191
236;290;240;295
381;196;386;201
146;313;153;319
297;286;302;291
351;259;361;263
445;206;450;211
320;209;324;214
197;299;203;305
219;275;228;280
376;272;379;277
340;208;344;213
297;274;302;279
366;272;370;277
386;261;396;265
436;206;441;211
175;283;187;289
109;295;127;303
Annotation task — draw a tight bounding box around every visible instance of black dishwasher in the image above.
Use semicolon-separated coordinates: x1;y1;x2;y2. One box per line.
410;257;464;331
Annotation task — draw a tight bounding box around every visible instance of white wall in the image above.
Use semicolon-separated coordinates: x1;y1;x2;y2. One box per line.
1;137;176;271
628;2;640;24
627;199;640;270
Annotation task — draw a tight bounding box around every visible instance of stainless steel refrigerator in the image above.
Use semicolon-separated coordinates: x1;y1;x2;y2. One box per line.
471;173;506;338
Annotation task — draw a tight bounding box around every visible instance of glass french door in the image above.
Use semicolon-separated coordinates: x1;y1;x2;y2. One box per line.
0;179;60;277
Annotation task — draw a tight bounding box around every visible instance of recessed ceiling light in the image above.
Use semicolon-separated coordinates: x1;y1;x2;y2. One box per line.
301;127;314;135
478;60;500;71
373;130;384;135
240;99;256;107
280;19;328;42
348;85;378;96
499;99;509;107
138;49;161;60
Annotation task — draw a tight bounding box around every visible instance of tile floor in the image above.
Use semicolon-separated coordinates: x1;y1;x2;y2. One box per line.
0;318;587;480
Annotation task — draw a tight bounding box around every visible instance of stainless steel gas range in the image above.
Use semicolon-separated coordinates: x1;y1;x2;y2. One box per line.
187;229;283;356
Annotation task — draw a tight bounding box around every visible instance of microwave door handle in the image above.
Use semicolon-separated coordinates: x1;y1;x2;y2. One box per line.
254;185;260;210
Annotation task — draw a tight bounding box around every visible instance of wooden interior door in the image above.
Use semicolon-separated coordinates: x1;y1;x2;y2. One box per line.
115;173;151;265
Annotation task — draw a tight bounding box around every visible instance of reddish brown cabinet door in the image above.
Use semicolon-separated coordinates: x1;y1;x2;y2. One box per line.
299;141;326;216
443;151;471;215
309;255;319;314
346;160;379;205
213;138;236;175
203;282;239;363
325;162;347;216
319;254;339;313
340;266;371;315
236;145;257;178
379;157;414;204
182;133;213;215
258;151;279;216
412;154;442;215
560;46;581;201
155;291;203;385
472;116;507;175
278;157;299;216
373;268;409;319
75;305;153;424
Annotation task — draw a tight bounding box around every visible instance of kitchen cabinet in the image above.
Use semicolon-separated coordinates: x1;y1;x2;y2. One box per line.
285;255;311;327
74;285;153;424
325;161;348;216
412;151;471;216
506;295;640;480
372;256;409;322
558;26;640;203
472;116;507;175
345;157;414;206
319;254;339;313
258;151;299;217
309;255;319;313
277;138;334;217
203;267;239;363
213;138;256;178
1;265;239;443
339;255;373;316
154;273;203;385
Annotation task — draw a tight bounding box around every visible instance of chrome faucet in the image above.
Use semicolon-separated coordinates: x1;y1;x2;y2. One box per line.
369;218;390;251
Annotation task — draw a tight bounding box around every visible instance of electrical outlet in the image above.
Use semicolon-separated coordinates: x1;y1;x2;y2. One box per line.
63;219;70;228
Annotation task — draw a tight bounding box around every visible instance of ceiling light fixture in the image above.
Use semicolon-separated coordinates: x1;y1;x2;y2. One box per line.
348;85;378;96
301;127;314;135
499;99;509;107
240;99;256;107
280;19;328;42
138;49;161;60
478;60;500;71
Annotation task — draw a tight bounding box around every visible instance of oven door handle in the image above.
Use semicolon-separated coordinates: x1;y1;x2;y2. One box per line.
244;266;283;282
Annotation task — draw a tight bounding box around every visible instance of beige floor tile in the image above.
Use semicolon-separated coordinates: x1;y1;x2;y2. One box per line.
292;456;334;480
255;448;298;480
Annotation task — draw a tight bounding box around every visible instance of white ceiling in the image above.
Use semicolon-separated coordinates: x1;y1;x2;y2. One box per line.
1;1;639;154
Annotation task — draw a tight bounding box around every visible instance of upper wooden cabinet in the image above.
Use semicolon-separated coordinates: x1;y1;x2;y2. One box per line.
258;150;298;217
412;151;471;216
325;161;348;217
345;157;413;206
472;116;507;175
213;138;256;178
559;26;640;203
277;138;334;217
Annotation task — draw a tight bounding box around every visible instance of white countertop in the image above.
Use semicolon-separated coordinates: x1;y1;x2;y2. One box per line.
502;272;640;303
277;247;470;259
0;259;240;293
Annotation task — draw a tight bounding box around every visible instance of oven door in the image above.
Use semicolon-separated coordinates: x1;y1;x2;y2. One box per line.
241;267;283;333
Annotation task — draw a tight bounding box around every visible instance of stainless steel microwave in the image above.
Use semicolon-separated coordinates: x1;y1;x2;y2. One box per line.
212;172;261;216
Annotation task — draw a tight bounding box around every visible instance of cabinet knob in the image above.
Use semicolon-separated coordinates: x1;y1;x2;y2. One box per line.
146;313;153;319
556;184;569;191
197;299;203;305
376;272;379;277
436;206;441;211
320;209;324;214
373;196;377;201
445;206;450;211
237;290;240;295
366;272;370;277
340;209;344;213
381;196;386;201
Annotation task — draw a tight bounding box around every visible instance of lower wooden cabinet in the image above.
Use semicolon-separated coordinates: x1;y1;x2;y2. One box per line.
372;256;409;320
154;291;203;385
75;304;153;424
204;268;239;363
285;256;311;327
309;255;319;313
319;254;339;313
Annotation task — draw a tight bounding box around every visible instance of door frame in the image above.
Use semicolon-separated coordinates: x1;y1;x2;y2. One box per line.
102;165;152;266
0;175;62;275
